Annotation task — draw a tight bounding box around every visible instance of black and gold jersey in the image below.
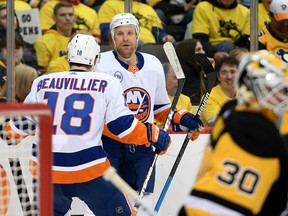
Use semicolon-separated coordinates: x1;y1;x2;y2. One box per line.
183;100;288;216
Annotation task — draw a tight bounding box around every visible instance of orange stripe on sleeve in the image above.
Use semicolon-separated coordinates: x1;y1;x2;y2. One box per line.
154;108;170;125
102;122;150;146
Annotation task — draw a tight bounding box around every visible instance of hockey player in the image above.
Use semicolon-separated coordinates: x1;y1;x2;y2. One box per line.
179;52;288;215
94;13;203;215
17;33;172;216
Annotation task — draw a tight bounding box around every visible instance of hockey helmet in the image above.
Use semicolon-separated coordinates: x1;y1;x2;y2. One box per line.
236;51;288;115
67;34;100;66
110;13;140;39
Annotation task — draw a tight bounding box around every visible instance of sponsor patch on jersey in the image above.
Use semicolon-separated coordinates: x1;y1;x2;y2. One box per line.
113;71;123;82
124;87;151;122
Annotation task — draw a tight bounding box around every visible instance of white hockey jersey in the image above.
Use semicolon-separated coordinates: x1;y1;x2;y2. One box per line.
24;70;151;184
95;50;171;127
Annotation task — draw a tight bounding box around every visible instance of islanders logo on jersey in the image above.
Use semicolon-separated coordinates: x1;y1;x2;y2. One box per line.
124;87;151;122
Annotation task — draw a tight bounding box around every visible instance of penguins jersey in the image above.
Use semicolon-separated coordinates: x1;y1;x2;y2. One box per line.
258;25;288;64
183;100;288;216
24;71;151;184
95;50;171;128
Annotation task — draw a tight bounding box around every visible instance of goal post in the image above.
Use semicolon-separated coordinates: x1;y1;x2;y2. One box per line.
0;103;53;216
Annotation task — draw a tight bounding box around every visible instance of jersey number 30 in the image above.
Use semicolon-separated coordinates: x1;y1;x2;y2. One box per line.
217;160;260;195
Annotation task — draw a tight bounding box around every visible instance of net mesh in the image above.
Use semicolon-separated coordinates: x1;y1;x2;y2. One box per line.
0;116;40;216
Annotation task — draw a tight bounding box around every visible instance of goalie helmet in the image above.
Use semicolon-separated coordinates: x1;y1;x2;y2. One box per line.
110;13;140;39
236;51;288;115
67;34;100;66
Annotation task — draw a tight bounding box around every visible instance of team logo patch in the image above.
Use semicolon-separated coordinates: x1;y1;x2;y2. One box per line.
124;87;151;122
276;49;288;63
114;71;123;82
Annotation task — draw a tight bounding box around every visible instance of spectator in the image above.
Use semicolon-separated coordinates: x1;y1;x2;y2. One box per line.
153;62;194;128
258;0;288;64
163;61;193;113
258;0;272;31
45;30;95;74
229;46;248;62
39;0;101;42
175;38;214;105
0;0;32;10
179;52;288;216
0;64;39;102
34;2;77;72
98;0;176;45
152;61;195;128
73;0;104;12
145;0;198;26
0;31;26;87
201;56;238;126
18;0;50;8
192;0;250;56
0;4;38;70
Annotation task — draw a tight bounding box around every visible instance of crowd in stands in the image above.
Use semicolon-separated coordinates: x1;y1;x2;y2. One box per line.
0;0;287;117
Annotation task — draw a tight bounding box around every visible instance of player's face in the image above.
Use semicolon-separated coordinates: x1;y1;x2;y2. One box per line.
166;66;178;96
113;25;138;58
53;6;75;33
218;64;238;90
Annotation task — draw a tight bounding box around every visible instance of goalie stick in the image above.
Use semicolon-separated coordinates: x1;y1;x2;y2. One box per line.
131;42;185;216
154;53;218;213
103;167;158;216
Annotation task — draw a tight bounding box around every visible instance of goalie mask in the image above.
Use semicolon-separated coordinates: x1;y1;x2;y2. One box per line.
236;52;288;116
67;34;100;66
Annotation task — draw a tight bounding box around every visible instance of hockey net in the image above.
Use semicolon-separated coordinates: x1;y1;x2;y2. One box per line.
0;104;52;216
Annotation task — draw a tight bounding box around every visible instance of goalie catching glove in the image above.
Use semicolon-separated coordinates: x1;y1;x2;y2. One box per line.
172;109;203;141
145;123;171;155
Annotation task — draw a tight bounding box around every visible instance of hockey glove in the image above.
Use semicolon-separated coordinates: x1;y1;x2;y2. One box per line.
172;109;203;140
145;123;171;155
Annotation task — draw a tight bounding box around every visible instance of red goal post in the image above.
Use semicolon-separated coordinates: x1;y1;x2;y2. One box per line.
0;103;52;216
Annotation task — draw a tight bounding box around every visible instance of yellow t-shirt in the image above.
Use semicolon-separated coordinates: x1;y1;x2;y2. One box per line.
34;29;71;69
0;0;32;10
98;0;163;44
258;2;270;31
258;26;288;64
192;1;250;45
201;84;236;126
155;93;193;127
40;0;101;38
18;0;40;8
46;55;69;74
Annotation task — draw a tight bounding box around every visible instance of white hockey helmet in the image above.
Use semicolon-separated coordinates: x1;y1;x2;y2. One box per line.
236;51;288;115
110;13;140;39
67;34;100;66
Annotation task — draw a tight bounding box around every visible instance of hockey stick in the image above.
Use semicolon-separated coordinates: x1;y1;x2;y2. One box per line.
131;42;185;216
154;53;218;213
103;167;158;216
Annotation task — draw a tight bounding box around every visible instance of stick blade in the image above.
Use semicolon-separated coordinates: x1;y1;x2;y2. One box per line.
163;42;185;79
192;53;214;75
